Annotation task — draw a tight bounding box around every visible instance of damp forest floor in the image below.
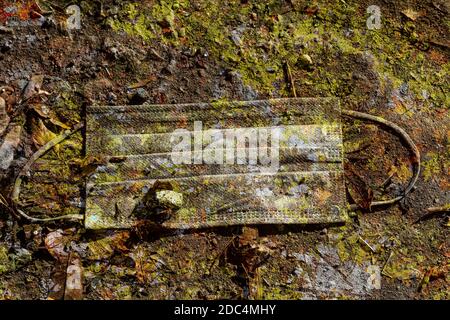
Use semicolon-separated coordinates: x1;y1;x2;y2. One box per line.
0;0;448;300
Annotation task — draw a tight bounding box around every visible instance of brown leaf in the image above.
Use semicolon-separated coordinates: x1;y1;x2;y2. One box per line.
314;189;332;206
87;231;130;260
31;104;70;129
32;118;58;149
304;5;319;16
418;265;448;292
64;253;83;300
0;97;9;136
0;86;16;113
0;124;22;170
344;163;374;210
48;261;67;300
225;227;272;288
239;227;258;247
22;75;44;101
73;156;108;180
127;75;157;90
46;231;82;300
401;9;424;21
129;245;157;284
44;229;71;261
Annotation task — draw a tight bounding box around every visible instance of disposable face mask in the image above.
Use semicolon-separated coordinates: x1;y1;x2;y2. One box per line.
85;98;347;229
12;98;419;229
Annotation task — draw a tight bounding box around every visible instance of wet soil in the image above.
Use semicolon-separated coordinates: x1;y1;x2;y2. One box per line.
0;0;448;299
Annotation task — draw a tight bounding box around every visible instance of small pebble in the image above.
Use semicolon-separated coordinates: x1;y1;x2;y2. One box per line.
0;26;13;34
156;190;183;209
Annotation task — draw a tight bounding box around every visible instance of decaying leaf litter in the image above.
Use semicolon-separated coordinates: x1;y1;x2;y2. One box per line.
0;0;448;299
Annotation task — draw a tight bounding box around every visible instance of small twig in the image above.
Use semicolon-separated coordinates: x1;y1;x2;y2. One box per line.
104;67;112;79
149;48;164;61
240;263;251;281
358;236;376;253
381;250;394;278
424;205;450;214
414;205;450;224
283;61;297;98
0;193;8;208
429;39;450;49
379;171;395;190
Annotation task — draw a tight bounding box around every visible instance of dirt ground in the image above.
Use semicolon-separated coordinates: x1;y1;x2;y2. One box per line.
0;0;448;300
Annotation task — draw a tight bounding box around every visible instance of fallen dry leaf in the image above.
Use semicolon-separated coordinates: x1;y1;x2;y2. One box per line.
31;104;70;129
0;124;22;170
401;8;424;21
314;189;332;206
22;75;45;101
0;97;9;136
226;226;272;294
87;231;130;260
72;156;108;180
344;162;374;210
48;260;68;300
239;226;258;247
304;5;319;16
32;118;58;149
44;229;71;261
0;86;16;113
127;75;157;90
64;253;83;300
418;265;448;292
129;245;158;284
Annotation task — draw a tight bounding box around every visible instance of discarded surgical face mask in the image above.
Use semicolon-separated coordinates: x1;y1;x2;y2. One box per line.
85;98;347;229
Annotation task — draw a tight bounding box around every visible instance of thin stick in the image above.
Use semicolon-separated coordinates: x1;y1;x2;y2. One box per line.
425;205;450;213
381;250;394;278
284;61;297;98
359;236;376;253
414;205;450;224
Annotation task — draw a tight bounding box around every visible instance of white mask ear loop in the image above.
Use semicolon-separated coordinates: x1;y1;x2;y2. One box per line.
342;109;421;211
10;122;85;222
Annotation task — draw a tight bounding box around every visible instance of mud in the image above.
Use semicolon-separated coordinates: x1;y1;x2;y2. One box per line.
0;0;448;299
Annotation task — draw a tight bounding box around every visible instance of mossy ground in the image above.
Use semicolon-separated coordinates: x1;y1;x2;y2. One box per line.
0;0;448;299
